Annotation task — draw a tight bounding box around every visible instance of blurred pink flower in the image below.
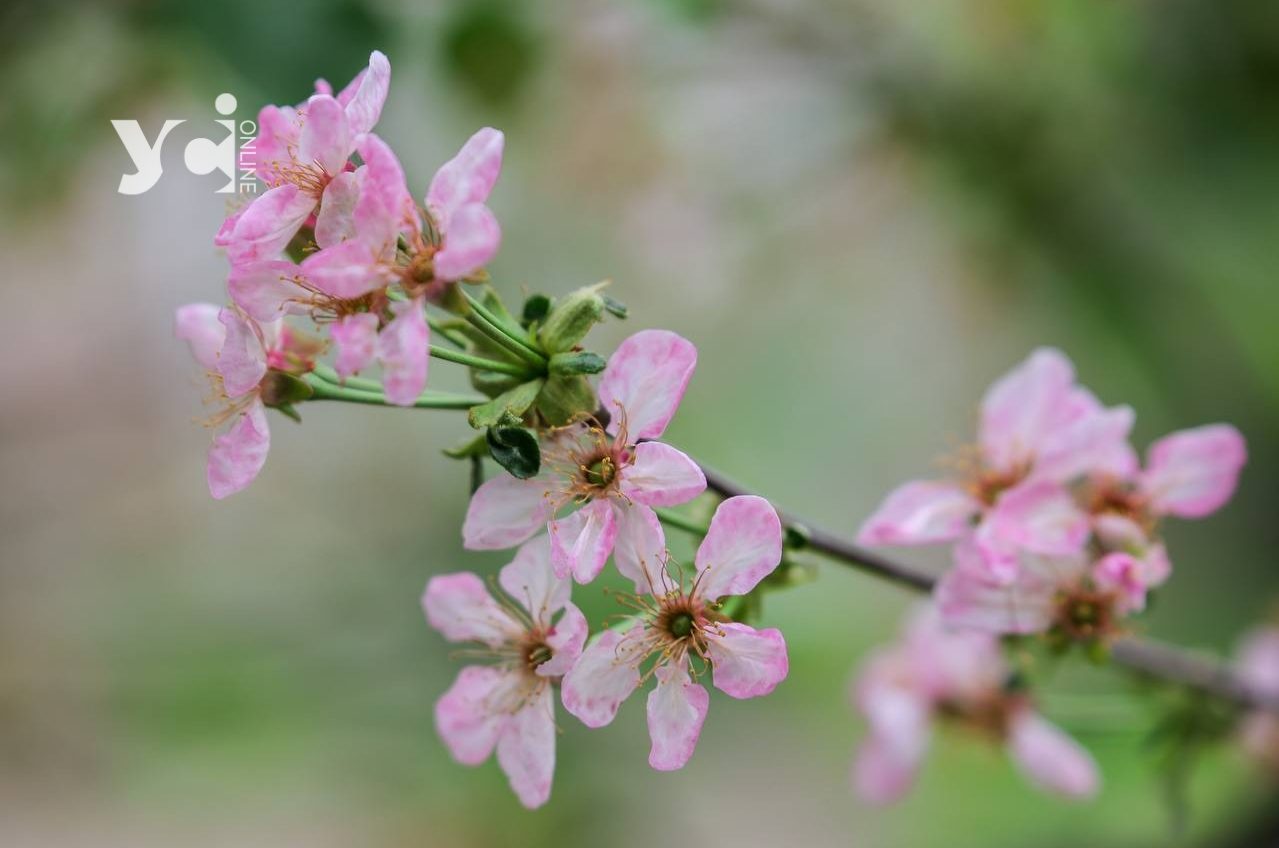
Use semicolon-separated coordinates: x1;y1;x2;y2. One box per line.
422;536;587;809
560;496;787;771
175;304;317;498
852;605;1099;803
935;536;1168;638
1081;423;1246;554
1236;626;1279;775
858;348;1134;582
462;329;706;583
217;51;391;265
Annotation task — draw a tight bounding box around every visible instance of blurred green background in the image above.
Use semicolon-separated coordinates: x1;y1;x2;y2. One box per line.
1;0;1276;845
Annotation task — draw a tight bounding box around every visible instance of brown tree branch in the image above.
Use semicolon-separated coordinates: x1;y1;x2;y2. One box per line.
693;461;1278;713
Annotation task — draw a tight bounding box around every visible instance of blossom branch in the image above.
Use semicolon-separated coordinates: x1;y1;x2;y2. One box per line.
689;459;1279;713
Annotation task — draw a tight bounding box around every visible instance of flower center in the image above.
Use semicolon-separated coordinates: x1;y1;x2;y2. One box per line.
1085;479;1155;533
584;456;616;489
1056;589;1115;641
938;694;1017;740
667;611;695;639
969;462;1031;507
524;641;553;670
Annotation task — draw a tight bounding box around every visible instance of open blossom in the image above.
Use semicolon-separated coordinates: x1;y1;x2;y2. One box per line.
1235;626;1279;775
291;126;504;300
853;605;1099;803
227;129;505;404
175;304;320;498
935;535;1168;640
1080;424;1246;558
422;536;587;809
935;423;1247;635
858;348;1135;582
560;496;788;771
462;329;707;583
216;51;391;265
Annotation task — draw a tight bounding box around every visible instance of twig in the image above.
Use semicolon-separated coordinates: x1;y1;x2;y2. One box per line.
692;459;1278;712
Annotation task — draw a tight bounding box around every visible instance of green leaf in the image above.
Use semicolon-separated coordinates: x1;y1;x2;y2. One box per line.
783;524;811;550
487;427;541;479
468;378;545;429
549;351;607;376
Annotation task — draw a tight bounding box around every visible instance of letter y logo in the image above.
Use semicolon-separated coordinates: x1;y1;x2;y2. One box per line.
111;119;185;195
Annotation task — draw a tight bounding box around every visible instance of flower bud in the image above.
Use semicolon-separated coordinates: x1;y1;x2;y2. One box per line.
537;284;606;354
549;351;606;377
535;375;597;427
259;371;314;408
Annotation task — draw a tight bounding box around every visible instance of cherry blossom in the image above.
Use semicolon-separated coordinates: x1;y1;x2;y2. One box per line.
853;605;1099;803
175;304;319;498
560;496;787;771
1079;424;1246;564
462;329;706;583
1236;626;1279;776
858;348;1135;582
934;537;1167;640
422;536;587;808
216;51;391;265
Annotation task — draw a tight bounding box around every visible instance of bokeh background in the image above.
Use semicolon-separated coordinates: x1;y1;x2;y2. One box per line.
2;0;1277;845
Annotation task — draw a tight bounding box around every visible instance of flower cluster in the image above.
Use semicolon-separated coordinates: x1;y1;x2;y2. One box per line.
427;495;788;805
859;348;1247;645
179;51;507;498
175;50;1268;816
853;605;1098;803
177;51;793;810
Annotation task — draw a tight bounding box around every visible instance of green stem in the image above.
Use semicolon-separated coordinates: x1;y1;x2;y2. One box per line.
429;344;532;377
311;363;384;394
461;291;548;369
304;375;484;410
428;317;468;349
653;507;710;537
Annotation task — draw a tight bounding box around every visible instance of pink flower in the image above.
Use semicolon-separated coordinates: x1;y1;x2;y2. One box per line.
228;134;430;405
424;127;505;282
1082;423;1247;533
462;329;706;583
422;536;587;809
852;605;1099;803
283;127;504;303
935;536;1168;638
175;304;318;498
1235;626;1279;776
560;496;788;771
858;349;1135;582
230;129;507;405
218;51;391;265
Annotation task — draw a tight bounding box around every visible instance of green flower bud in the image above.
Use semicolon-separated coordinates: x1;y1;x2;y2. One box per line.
537;283;607;354
259;371;314;408
535;374;597;427
549;351;607;377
